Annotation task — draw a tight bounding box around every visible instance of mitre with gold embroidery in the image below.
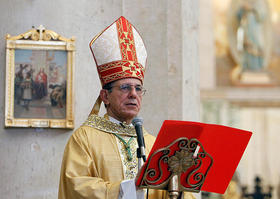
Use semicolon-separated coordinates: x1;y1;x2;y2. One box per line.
89;16;147;86
89;16;147;115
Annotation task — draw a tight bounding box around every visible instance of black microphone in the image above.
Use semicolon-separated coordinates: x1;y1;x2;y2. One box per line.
132;117;146;162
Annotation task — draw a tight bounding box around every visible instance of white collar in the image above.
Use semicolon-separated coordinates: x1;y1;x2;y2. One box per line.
108;116;133;127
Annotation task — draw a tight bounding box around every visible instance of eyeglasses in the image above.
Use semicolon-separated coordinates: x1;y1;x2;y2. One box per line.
109;84;146;96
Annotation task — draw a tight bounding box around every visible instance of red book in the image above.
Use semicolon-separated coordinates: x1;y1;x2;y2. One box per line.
136;120;252;194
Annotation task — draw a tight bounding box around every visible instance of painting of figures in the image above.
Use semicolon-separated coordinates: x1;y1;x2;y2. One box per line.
14;49;67;119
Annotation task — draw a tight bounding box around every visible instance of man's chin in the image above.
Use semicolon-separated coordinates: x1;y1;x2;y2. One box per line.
124;105;139;113
122;111;139;121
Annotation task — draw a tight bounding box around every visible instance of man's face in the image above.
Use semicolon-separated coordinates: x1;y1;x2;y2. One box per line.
103;78;143;123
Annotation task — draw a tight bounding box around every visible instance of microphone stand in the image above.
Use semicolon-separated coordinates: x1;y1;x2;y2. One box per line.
137;137;146;170
132;117;146;169
132;117;148;198
137;147;149;199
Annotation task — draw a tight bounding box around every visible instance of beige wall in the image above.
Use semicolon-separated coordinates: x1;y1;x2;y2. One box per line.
0;0;200;198
199;0;215;90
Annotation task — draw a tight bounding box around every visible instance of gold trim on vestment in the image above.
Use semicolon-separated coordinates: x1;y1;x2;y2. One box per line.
83;114;139;179
117;136;138;179
83;114;137;137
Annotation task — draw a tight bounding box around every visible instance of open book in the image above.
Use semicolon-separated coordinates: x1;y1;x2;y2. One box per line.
136;120;252;194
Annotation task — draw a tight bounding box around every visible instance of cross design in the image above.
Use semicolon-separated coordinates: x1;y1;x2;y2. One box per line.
122;61;140;76
119;32;134;51
37;25;46;41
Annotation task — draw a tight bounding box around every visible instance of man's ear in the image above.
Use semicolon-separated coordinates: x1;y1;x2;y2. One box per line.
100;89;110;106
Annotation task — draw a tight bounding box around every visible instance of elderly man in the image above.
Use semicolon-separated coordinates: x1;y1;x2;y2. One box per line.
58;16;195;199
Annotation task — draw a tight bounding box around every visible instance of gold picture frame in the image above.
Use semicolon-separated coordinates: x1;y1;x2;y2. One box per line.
5;25;75;128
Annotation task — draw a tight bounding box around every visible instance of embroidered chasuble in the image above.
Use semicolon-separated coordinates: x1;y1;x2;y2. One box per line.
58;114;195;199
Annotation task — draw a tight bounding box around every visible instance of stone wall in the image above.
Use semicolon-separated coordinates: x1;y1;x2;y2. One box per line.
0;0;200;198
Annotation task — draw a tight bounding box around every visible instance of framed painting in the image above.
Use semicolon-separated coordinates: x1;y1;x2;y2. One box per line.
5;25;75;128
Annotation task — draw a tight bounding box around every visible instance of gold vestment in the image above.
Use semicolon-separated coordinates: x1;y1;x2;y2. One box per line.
58;114;195;199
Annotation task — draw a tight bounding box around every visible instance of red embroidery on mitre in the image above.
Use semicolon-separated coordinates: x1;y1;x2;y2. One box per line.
98;60;145;86
89;16;146;86
116;16;138;63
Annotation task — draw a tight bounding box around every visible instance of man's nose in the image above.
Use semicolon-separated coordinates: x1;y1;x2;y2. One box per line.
128;87;138;97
